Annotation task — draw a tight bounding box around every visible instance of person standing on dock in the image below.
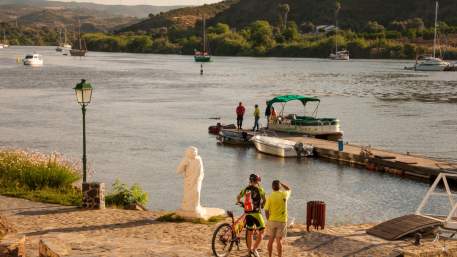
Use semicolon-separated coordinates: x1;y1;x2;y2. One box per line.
265;180;291;257
236;102;245;130
264;105;271;129
253;104;260;132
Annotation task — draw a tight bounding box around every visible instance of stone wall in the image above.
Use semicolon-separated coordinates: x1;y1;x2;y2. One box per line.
82;182;105;209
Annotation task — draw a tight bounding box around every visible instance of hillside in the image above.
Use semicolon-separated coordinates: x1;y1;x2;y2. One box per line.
0;0;185;33
119;0;239;32
121;0;457;33
208;0;457;30
0;0;183;18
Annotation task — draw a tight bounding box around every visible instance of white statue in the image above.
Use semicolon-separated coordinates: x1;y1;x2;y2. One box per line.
177;146;204;213
176;146;225;220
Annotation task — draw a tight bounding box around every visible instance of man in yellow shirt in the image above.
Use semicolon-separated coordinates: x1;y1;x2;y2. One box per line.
252;104;260;131
264;180;291;257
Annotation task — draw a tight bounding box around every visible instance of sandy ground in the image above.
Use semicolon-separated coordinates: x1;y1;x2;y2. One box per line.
0;195;455;257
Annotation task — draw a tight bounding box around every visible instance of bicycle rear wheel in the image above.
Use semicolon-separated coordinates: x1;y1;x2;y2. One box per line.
212;223;234;257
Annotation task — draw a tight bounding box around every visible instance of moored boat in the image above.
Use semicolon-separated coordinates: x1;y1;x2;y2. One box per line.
329;50;349;60
217;129;253;146
251;135;313;158
411;1;450;71
23;53;43;66
70;20;87;57
208;123;236;135
194;15;211;62
329;2;349;61
267;95;342;140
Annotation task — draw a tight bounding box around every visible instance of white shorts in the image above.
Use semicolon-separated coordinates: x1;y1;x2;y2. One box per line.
267;221;287;239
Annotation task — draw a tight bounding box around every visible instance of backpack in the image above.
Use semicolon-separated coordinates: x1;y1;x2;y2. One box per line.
243;186;262;213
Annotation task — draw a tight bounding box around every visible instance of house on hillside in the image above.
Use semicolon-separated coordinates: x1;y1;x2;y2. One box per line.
315;25;337;34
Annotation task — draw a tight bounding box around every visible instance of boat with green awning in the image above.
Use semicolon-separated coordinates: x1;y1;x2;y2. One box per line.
267;95;342;140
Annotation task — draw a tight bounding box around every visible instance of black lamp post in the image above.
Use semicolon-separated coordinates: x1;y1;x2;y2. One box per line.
73;79;93;183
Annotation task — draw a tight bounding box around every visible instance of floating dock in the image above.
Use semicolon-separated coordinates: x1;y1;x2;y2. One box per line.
223;129;457;182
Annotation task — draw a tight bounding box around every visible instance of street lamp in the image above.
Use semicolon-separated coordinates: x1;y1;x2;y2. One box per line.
73;79;93;183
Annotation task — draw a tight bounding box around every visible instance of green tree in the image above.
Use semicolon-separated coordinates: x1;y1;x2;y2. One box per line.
364;21;385;33
300;22;315;33
208;23;230;34
248;20;275;49
283;21;300;42
126;35;153;53
277;3;290;31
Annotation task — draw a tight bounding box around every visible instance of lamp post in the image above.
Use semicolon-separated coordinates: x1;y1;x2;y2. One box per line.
73;79;93;183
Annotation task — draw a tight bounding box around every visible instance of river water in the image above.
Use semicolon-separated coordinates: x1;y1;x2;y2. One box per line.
1;46;456;224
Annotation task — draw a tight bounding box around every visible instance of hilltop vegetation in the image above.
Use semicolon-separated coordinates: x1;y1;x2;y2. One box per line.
121;0;238;32
84;19;457;59
208;0;457;30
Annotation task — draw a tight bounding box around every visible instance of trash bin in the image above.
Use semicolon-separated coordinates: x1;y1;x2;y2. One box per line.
337;139;344;152
306;201;326;232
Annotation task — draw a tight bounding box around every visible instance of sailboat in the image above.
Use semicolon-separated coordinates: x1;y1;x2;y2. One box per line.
414;1;449;71
329;2;349;60
70;20;87;57
194;15;211;62
56;27;72;52
0;30;9;48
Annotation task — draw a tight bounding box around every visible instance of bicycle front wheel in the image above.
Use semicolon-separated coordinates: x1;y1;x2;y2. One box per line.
212;223;234;257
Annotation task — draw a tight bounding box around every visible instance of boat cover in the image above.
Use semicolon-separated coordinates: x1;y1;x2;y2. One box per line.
267;95;320;108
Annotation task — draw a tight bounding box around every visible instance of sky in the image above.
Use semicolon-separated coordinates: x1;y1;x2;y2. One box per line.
56;0;221;5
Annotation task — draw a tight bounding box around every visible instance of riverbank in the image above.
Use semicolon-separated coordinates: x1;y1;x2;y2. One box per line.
0;195;455;257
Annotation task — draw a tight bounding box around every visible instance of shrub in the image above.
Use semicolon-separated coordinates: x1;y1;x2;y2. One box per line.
105;179;148;208
0;150;81;190
0;149;82;206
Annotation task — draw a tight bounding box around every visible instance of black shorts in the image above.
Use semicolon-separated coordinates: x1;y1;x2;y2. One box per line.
245;213;265;231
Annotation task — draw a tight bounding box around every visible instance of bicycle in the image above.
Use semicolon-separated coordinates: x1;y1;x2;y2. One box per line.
211;203;260;257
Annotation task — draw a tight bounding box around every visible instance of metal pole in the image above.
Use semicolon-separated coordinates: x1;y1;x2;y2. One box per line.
433;1;438;58
82;104;87;183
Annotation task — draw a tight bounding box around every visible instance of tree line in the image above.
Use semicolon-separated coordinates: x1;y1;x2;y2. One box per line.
83;18;457;59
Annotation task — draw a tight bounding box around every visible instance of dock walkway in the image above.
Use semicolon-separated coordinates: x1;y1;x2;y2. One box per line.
225;129;457;181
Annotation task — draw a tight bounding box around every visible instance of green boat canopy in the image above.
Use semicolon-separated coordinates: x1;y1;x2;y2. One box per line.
267;95;320;108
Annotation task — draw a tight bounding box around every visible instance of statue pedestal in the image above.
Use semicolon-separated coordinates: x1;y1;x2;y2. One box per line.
176;207;226;221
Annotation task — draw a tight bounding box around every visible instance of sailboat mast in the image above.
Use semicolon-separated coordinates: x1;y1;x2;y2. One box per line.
78;19;82;50
433;1;438;58
202;15;206;53
335;12;338;53
64;27;67;44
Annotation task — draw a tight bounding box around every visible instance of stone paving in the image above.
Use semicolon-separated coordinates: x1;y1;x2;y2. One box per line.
0;195;456;257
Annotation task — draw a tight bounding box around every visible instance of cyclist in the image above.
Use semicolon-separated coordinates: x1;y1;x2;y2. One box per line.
236;173;266;257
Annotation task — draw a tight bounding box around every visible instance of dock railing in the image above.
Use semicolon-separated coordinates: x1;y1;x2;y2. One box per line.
416;173;457;229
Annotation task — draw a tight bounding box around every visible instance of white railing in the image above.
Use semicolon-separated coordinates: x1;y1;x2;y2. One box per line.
416;173;457;229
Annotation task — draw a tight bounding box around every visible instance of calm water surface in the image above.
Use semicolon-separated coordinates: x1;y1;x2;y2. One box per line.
0;46;456;224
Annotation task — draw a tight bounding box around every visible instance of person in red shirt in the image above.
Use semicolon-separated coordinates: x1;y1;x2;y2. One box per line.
236;102;246;130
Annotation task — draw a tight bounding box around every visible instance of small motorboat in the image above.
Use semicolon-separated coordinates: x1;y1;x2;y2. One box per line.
23;53;43;66
208;123;236;135
217;129;253;146
251;135;313;158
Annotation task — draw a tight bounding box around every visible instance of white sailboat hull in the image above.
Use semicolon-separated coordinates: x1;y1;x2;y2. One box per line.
415;62;449;71
23;59;43;66
329;52;349;60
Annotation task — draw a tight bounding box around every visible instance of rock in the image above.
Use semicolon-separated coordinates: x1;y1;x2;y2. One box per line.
39;238;72;257
126;203;147;211
0;234;26;257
